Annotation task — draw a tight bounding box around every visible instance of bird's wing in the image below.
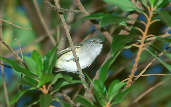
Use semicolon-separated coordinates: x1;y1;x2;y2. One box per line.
57;45;81;57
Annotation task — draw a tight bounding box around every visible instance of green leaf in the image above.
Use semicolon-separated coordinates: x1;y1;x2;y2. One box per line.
51;81;70;94
107;80;125;101
149;0;156;7
24;57;39;76
99;56;118;84
159;10;171;27
60;100;72;107
112;35;132;56
0;56;35;77
75;95;94;107
10;90;28;105
165;53;171;60
98;35;132;84
38;73;54;87
20;76;38;87
104;0;137;11
100;14;126;27
40;94;52;107
32;50;43;76
49;73;63;86
93;80;106;106
51;79;82;94
146;48;171;72
112;87;131;105
43;44;58;73
141;0;148;7
155;0;164;7
156;0;170;8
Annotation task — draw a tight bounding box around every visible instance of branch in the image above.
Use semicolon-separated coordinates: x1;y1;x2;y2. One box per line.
126;7;154;88
54;0;88;91
74;0;89;15
133;78;169;103
0;18;32;30
33;0;56;45
0;2;9;105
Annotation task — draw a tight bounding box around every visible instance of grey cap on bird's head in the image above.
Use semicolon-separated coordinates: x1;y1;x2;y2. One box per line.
82;37;103;44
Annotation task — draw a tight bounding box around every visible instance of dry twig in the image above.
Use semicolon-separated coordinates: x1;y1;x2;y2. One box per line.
54;0;88;91
33;0;56;45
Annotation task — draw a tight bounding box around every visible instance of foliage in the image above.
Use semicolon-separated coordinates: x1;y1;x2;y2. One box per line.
0;0;171;107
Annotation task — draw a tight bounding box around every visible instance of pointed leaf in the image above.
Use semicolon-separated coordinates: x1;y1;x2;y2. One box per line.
32;50;43;76
159;10;171;27
60;100;72;107
146;49;171;72
107;80;125;101
75;95;94;107
40;94;52;107
0;56;35;77
43;44;58;73
104;0;137;12
112;87;131;105
93;80;106;106
100;14;126;27
24;57;38;75
9;90;28;105
38;73;54;87
20;76;38;87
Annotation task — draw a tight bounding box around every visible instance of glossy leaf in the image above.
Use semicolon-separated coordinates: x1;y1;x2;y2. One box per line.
60;100;72;107
141;0;148;7
107;80;125;101
165;53;171;60
156;0;164;7
0;56;35;77
9;90;28;105
159;10;171;27
49;73;63;86
112;87;131;105
149;0;156;7
104;0;137;11
43;44;58;73
112;35;132;56
146;49;171;72
24;57;38;76
40;94;52;107
93;80;106;106
100;14;126;27
20;76;38;87
32;50;43;76
99;56;118;84
75;95;94;107
38;73;54;87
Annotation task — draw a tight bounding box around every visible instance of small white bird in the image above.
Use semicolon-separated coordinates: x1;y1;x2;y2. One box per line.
55;38;103;73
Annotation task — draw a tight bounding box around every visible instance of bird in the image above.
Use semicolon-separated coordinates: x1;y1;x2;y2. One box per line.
55;37;103;73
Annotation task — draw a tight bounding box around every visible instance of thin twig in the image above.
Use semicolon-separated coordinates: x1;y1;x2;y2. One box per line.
126;7;154;88
0;61;9;107
0;4;9;105
56;92;76;106
47;1;81;13
0;18;32;30
135;43;171;81
54;0;88;91
133;79;169;103
74;0;89;15
0;40;23;63
122;73;171;82
33;0;56;45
